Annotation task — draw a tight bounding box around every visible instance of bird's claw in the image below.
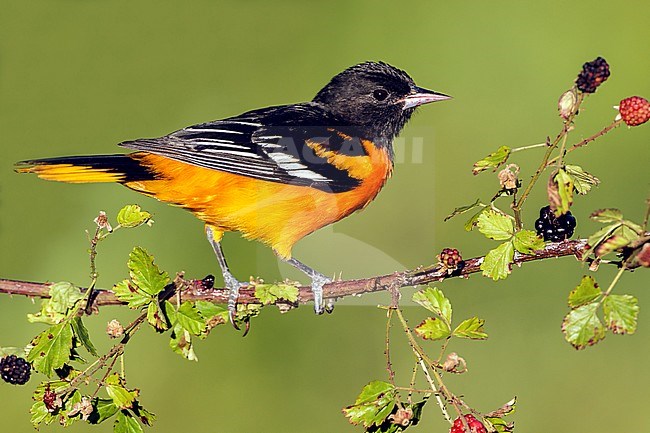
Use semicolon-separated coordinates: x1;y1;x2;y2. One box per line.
310;273;331;315
223;272;245;331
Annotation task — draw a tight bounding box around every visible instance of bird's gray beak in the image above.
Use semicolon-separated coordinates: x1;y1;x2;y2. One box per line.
403;86;452;110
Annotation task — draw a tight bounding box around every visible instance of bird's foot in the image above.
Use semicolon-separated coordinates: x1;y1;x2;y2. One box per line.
223;272;246;331
310;272;332;315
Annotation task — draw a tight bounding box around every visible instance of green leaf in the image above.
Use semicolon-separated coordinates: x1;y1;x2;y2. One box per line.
412;287;452;324
147;302;168;331
117;205;152;228
414;317;451;340
562;302;606;349
564;165;600;195
603;294;638;335
71;317;98;356
444;199;484;222
472;146;511;175
590;208;623;223
170;324;198;361
89;398;120;424
113;280;152;309
128;247;169;296
343;381;396;428
194;300;228;329
60;390;82;427
28;282;85;324
105;374;137;409
593;224;643;257
30;401;55;427
548;168;574;216
254;283;300;305
114;411;143;433
481;242;514;281
477;210;514;241
28;323;74;377
49;282;86;313
132;402;156;426
512;229;544;254
568;276;602;308
173;301;205;336
453;317;488;340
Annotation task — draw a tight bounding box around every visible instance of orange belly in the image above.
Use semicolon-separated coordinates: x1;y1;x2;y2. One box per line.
125;142;391;258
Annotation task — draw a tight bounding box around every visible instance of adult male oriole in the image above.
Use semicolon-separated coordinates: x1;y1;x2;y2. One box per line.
16;61;450;324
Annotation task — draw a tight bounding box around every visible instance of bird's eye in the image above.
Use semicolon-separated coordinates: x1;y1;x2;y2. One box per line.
372;89;389;101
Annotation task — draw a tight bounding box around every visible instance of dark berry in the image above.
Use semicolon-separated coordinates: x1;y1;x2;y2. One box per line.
438;248;464;270
201;274;215;289
575;57;610;93
535;206;576;242
0;355;31;385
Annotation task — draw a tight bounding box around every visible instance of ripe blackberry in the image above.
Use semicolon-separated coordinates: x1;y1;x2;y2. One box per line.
438;248;464;270
450;414;487;433
535;206;576;242
575;57;610;93
0;355;31;385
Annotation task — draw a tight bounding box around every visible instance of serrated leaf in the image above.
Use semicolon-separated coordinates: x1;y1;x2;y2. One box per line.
194;300;228;329
147;302;168;331
28;282;86;324
548;169;573;216
49;282;86;313
343;381;396;428
114;411;143;433
132;402;156;426
60;390;82;427
481;242;514;281
485;417;515;433
472;146;511;175
105;374;137;409
414;317;451;340
412;287;452;324
590;208;623;223
71;317;98;356
568;276;601;307
128;247;169;296
254;283;300;305
30;401;55;427
603;294;638;335
453;317;488;340
565;165;600;195
593;224;642;257
512;230;545;254
562;302;606;349
444;199;484;222
477;210;514;240
89;398;119;424
173;301;205;336
28;323;74;377
117;205;152;228
113;280;152;309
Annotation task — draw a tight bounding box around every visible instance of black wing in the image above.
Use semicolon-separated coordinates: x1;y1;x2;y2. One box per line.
119;103;367;193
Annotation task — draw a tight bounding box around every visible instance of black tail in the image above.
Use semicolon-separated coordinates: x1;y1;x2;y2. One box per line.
15;154;155;184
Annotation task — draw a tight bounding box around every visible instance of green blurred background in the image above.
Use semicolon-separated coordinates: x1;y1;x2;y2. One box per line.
1;1;649;432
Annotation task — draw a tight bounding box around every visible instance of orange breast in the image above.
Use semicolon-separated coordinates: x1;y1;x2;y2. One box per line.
125;140;392;258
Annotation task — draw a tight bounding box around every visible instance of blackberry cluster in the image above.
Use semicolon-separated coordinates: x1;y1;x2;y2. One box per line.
535;206;576;242
575;57;610;93
0;355;31;385
438;248;463;269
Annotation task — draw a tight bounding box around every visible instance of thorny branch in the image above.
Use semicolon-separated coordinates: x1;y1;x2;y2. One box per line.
0;239;591;309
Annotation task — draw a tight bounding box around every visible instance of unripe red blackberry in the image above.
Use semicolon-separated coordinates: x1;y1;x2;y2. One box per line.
617;96;650;127
450;414;487;433
575;57;610;93
0;355;31;385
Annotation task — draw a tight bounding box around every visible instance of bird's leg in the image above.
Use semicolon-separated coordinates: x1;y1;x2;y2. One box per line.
282;256;332;314
205;226;244;329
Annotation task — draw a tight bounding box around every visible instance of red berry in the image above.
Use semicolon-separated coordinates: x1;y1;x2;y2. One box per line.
618;96;650;127
450;414;487;433
438;248;463;270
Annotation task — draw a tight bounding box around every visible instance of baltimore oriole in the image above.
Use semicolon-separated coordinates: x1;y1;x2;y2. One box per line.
16;61;450;324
